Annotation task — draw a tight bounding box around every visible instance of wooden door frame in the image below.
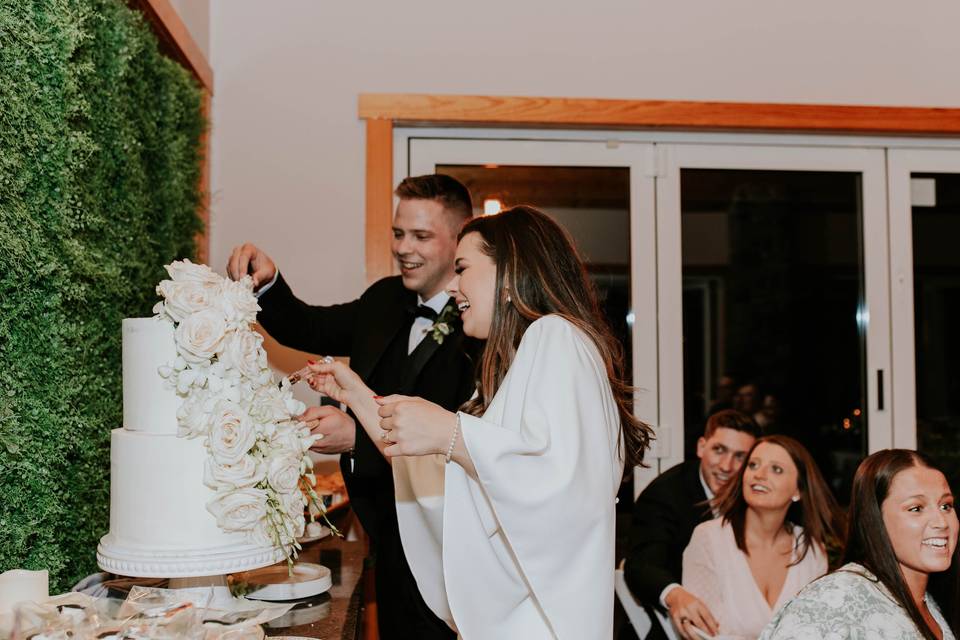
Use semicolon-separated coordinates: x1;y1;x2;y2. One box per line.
359;92;960;283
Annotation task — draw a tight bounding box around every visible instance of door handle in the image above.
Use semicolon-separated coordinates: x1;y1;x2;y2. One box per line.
877;369;884;412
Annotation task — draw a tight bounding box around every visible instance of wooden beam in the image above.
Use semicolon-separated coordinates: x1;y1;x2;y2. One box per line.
365;119;394;285
359;93;960;135
129;0;213;93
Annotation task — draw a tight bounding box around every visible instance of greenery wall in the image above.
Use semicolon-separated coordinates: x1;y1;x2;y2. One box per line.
0;0;204;591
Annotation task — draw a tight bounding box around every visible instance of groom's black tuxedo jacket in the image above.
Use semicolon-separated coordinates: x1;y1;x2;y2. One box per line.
258;273;476;639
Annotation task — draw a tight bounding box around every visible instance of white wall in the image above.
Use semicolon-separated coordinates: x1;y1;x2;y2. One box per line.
208;0;960;308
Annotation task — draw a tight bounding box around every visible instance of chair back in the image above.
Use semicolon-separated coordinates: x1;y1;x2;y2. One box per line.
614;563;681;640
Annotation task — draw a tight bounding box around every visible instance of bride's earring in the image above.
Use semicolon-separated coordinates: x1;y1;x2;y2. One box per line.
503;286;512;304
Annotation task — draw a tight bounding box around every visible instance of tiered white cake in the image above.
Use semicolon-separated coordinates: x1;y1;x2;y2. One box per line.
96;318;284;578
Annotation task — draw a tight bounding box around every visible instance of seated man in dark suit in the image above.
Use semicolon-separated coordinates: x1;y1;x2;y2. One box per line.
622;409;760;640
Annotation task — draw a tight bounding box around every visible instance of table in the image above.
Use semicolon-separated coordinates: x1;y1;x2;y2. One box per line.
263;535;367;640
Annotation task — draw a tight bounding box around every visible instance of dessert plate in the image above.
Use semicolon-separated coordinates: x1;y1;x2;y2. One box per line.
236;563;332;601
296;523;330;545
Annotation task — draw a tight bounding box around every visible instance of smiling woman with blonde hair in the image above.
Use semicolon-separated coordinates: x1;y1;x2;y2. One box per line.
310;205;652;638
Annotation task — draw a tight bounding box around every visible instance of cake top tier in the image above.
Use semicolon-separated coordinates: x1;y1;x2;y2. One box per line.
122;317;181;434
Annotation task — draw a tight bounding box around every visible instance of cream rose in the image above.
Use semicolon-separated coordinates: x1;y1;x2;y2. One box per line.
175;308;227;364
206;488;268;532
219;329;266;380
177;394;213;438
249;386;290;423
165;259;221;285
217;276;260;327
250;517;280;548
218;278;260;326
204;455;265;490
269;423;307;456
157;280;215;322
266;452;303;494
208;401;257;465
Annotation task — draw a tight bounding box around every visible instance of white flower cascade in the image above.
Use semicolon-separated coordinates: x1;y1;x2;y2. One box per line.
153;259;332;564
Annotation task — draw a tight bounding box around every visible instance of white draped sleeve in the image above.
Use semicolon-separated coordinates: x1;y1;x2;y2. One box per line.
394;315;624;639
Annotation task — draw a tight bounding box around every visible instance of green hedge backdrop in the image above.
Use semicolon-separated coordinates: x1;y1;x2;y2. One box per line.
0;0;204;591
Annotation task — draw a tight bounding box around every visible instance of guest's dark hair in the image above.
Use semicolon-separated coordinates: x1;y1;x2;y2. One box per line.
715;435;844;566
842;449;959;640
395;174;473;226
457;205;653;467
703;409;761;440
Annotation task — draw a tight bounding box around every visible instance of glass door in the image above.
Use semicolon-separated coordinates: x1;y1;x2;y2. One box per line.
889;149;960;488
407;137;662;490
407;135;895;499
653;144;891;499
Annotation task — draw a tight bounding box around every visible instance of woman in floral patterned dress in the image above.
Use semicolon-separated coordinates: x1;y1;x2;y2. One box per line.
760;449;959;640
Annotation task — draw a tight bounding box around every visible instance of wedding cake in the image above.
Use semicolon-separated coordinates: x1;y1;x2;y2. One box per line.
97;261;321;578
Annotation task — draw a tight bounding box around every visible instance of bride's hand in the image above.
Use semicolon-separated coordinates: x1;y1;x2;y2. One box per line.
375;395;457;458
306;360;371;407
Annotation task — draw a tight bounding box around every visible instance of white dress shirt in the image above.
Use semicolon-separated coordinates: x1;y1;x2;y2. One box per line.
408;291;450;354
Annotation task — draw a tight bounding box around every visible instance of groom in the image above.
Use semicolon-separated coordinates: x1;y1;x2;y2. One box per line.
227;174;476;639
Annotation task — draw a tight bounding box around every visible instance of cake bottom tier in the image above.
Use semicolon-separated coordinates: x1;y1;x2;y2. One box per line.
98;428;285;578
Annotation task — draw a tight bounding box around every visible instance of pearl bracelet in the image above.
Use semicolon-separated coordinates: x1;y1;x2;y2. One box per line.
445;412;461;464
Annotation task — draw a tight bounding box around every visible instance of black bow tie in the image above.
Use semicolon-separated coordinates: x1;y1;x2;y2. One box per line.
413;304;439;321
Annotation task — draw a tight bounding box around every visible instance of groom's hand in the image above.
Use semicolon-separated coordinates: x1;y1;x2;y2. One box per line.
227;243;276;289
299;405;357;454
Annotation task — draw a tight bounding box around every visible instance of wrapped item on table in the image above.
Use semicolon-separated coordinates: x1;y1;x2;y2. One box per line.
121;586;292;639
2;593;100;640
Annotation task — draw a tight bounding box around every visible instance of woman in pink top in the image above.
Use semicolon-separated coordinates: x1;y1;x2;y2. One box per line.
680;435;844;640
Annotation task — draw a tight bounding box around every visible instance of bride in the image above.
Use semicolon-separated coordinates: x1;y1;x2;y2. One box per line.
310;205;652;638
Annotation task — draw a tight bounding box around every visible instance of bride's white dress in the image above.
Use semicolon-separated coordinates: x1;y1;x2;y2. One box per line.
393;315;624;639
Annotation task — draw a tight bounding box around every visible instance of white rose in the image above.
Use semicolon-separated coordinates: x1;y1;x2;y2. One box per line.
266;452;303;494
165;259;221;285
207;401;257;464
220;330;266;380
203;455;265;490
249;386;291;423
269;422;307;456
206;488;268;532
250;516;283;548
217;278;260;326
177;394;213;438
156;280;215;322
175;309;227;364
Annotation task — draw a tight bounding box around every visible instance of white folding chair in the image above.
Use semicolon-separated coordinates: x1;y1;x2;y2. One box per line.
615;561;681;640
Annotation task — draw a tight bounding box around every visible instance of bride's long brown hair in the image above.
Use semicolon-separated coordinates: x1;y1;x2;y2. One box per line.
458;205;652;467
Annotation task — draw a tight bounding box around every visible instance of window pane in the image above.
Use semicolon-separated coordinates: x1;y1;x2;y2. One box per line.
681;169;866;499
437;164;633;378
912;173;960;488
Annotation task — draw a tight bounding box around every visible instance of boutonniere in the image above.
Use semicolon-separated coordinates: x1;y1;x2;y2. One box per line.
429;304;460;344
